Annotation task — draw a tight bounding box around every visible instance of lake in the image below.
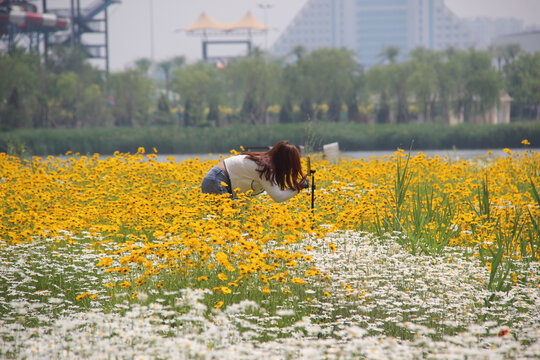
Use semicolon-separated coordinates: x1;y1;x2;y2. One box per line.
154;148;536;163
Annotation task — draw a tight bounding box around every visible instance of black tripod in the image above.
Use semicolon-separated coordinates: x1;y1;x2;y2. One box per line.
307;157;316;210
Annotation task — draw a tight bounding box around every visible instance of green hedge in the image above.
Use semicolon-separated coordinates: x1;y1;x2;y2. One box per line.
0;122;538;156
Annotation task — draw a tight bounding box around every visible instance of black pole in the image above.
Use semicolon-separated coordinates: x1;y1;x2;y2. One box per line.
307;156;315;211
310;168;315;210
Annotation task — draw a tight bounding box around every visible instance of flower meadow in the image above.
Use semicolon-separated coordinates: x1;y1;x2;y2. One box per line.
1;146;539;359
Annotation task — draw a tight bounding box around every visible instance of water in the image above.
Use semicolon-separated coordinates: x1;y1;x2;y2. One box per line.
153;148;537;163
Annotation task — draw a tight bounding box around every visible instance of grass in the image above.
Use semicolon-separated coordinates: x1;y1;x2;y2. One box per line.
0;121;538;156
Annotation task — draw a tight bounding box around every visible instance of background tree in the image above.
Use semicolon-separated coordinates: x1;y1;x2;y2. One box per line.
379;45;400;65
0;44;534;130
172;62;223;126
283;57;314;122
367;65;392;123
108;68;154;126
290;45;307;61
491;43;522;71
460;50;502;122
292;48;358;122
388;61;414;123
78;84;114;127
439;49;501;123
46;72;81;127
0;49;40;129
435;50;462;123
157;60;173;99
157;55;185;99
152;93;175;126
134;58;153;77
407;48;441;123
46;46;110;128
345;68;367;122
504;53;540;120
225;55;280;125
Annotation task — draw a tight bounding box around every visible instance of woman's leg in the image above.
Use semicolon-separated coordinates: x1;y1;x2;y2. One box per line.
201;166;231;195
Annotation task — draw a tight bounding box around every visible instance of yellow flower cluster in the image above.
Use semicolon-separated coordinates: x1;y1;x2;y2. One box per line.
0;148;538;299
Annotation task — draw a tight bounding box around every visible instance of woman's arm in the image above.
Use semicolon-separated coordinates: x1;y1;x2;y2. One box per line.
258;178;299;203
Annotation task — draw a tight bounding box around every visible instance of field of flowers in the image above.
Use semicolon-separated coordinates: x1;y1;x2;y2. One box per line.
1;145;539;359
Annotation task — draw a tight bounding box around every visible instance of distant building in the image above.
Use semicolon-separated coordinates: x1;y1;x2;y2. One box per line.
271;0;531;67
463;17;524;49
492;30;540;54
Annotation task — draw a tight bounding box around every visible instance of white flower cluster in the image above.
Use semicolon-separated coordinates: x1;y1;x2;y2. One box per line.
1;231;539;359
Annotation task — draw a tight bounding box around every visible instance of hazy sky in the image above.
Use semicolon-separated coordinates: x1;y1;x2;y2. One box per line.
45;0;540;71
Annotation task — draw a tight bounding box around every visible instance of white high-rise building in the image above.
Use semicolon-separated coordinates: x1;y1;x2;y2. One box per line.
271;0;520;67
463;17;524;49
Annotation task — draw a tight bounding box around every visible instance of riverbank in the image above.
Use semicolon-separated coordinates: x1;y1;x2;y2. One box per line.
0;122;537;156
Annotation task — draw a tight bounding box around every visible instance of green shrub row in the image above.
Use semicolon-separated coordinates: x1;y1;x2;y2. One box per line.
0;122;537;156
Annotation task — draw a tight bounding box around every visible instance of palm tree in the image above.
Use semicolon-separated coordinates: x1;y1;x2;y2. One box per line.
290;45;307;62
134;58;153;76
158;56;186;98
379;46;400;64
158;60;173;97
490;44;521;72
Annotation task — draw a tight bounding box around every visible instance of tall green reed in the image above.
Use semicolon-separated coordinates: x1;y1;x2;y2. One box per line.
381;152;458;256
525;176;540;262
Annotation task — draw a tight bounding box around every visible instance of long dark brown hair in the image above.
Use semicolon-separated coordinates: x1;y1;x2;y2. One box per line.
244;141;304;191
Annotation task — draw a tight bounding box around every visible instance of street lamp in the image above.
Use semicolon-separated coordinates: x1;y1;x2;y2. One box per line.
257;2;274;50
149;0;155;61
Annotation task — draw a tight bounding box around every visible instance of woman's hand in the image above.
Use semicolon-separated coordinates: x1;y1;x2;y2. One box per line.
300;177;310;189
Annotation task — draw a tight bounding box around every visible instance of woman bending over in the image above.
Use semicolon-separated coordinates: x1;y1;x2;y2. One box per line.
201;140;309;202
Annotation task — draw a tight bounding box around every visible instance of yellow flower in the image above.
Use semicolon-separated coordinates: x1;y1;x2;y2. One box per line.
137;147;145;154
119;281;132;288
3;144;538;308
324;291;331;297
218;273;228;281
216;251;235;271
76;292;90;301
521;139;530;146
261;287;271;294
215;301;224;308
96;257;113;267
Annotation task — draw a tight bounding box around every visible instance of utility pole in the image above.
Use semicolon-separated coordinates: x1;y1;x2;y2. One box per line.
42;0;48;64
149;0;155;61
257;3;274;50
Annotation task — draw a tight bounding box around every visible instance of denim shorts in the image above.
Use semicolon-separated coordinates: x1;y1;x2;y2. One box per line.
201;166;232;196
